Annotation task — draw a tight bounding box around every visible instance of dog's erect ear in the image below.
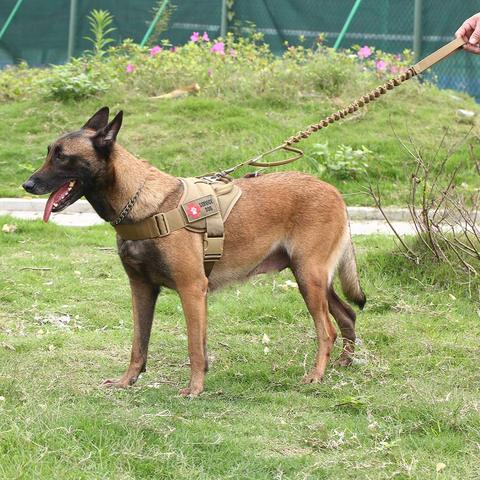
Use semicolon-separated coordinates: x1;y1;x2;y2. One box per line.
92;111;123;155
82;106;110;131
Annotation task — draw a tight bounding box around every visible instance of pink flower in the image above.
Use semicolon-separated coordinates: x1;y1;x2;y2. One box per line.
170;47;177;53
210;41;225;54
202;31;210;41
357;46;372;59
149;45;162;56
190;31;200;42
126;63;135;73
208;68;213;77
390;65;399;74
375;60;387;71
229;48;237;57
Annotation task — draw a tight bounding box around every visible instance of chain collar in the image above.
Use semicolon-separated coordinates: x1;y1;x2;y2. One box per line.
110;178;147;226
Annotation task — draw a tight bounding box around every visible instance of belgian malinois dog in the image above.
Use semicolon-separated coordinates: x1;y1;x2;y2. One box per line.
23;107;365;396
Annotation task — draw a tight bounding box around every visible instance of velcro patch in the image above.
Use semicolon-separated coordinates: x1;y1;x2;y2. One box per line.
182;195;219;222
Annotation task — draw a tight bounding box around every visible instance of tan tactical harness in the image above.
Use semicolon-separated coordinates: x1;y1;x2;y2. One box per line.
114;177;242;275
112;37;467;276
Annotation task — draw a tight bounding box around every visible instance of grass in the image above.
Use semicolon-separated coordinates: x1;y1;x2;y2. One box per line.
1;78;479;205
1;217;479;479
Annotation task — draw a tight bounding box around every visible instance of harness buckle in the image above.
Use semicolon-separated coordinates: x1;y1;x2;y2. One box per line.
155;213;170;236
203;234;224;261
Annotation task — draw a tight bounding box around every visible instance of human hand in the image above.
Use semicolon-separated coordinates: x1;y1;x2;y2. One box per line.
456;13;480;54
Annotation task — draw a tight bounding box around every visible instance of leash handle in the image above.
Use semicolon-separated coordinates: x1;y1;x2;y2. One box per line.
413;36;465;74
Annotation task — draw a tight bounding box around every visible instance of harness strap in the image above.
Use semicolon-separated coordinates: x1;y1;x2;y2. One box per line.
113;207;188;240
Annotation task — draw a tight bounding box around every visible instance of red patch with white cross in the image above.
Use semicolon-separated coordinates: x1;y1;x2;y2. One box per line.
186;202;201;220
181;195;219;222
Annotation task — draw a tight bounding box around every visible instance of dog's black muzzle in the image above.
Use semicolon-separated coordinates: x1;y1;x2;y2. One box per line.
22;178;37;194
22;174;57;195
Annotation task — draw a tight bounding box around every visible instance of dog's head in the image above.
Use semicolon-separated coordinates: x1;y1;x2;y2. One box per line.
22;106;123;222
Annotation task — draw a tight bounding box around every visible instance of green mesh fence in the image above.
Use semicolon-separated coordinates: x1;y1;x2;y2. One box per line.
1;0;480;99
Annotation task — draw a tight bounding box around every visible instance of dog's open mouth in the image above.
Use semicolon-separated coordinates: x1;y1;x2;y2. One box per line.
43;180;82;222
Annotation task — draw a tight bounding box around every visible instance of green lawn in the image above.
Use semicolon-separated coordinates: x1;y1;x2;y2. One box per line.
1;217;479;479
1;79;479;205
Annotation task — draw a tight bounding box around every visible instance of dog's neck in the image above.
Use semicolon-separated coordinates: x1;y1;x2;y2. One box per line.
85;143;181;224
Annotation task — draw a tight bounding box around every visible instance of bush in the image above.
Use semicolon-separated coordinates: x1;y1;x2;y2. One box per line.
0;27;413;103
42;62;110;100
306;142;371;179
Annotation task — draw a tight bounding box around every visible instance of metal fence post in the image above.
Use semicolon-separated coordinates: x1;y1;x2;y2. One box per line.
67;0;78;60
0;0;25;42
140;0;169;47
413;0;423;61
220;0;227;37
333;0;363;50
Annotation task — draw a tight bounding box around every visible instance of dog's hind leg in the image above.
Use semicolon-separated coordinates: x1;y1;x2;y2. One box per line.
103;277;159;388
328;287;356;367
293;266;337;384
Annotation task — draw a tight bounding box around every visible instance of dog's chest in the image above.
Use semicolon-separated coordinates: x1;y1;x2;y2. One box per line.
117;238;173;288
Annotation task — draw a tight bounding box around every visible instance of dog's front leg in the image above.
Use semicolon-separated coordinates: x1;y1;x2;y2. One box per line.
103;277;159;388
177;279;208;397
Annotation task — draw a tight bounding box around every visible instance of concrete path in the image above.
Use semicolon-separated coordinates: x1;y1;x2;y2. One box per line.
0;198;416;235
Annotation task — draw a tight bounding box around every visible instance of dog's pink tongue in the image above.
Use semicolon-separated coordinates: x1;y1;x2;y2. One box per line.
43;182;70;223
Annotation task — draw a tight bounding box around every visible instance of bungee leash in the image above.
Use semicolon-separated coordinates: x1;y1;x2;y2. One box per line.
206;36;467;181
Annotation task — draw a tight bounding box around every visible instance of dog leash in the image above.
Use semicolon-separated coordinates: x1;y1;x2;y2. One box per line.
206;37;466;180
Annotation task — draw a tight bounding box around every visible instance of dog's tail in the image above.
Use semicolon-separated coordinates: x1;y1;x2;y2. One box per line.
337;229;366;309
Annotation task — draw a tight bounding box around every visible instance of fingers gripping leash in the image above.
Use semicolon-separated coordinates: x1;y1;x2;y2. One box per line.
207;37;466;180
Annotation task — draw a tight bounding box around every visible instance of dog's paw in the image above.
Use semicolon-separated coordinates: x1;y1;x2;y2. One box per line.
179;385;204;397
301;370;324;385
333;355;354;367
101;377;135;389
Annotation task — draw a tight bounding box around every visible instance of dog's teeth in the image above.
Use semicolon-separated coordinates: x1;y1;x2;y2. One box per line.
69;181;75;188
53;202;58;207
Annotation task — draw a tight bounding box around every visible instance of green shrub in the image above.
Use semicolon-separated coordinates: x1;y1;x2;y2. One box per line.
0;23;413;103
42;61;110;100
84;9;116;57
306;142;371;179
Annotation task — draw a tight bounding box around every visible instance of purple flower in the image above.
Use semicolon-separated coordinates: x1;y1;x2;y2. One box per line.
390;65;399;74
202;31;210;41
208;68;213;77
357;46;372;59
170;46;177;53
126;63;135;73
375;60;387;71
190;31;200;42
211;41;225;54
149;45;162;56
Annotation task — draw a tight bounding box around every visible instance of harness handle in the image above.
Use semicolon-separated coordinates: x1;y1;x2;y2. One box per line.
247;145;304;167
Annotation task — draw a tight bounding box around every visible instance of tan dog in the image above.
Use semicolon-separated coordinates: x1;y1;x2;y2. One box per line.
23;107;365;396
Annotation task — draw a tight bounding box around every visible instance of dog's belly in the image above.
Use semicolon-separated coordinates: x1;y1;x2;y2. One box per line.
208;246;290;291
248;248;290;276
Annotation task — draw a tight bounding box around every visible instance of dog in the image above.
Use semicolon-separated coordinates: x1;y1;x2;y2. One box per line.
22;107;365;396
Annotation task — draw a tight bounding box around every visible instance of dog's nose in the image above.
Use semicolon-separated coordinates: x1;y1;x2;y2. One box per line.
22;179;36;193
